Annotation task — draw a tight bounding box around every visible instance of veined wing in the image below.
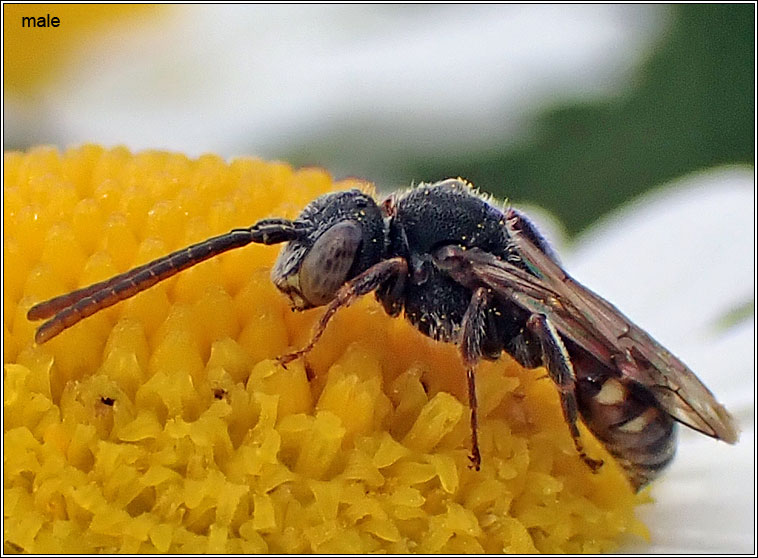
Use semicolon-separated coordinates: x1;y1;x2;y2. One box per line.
434;212;738;444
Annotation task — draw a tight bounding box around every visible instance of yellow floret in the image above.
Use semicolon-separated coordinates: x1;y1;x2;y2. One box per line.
3;145;649;553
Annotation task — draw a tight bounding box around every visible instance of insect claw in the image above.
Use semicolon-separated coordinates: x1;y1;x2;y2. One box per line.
585;456;604;473
468;451;482;471
304;361;315;382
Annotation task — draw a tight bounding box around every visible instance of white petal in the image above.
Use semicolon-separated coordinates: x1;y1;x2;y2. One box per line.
40;5;667;156
566;166;754;553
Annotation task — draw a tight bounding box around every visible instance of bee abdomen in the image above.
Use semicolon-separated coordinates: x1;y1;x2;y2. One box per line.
578;375;677;492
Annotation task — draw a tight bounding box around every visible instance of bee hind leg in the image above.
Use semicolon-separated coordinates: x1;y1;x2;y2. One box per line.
526;313;604;473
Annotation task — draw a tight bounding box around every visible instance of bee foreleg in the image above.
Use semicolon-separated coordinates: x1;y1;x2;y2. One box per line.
277;257;408;366
459;287;493;471
526;313;604;473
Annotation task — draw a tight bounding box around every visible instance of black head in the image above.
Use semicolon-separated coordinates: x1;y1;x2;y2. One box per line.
271;189;386;309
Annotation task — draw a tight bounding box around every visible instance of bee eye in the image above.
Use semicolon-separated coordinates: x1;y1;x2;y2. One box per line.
298;221;363;306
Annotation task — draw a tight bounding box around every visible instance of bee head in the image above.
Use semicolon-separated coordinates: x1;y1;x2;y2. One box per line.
271;190;386;309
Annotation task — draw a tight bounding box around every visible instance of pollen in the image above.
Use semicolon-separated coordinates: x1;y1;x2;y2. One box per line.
3;145;648;554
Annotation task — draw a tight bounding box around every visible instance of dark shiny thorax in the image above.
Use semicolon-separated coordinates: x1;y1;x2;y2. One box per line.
380;181;533;359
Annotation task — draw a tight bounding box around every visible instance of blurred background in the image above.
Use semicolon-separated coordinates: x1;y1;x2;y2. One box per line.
3;4;754;235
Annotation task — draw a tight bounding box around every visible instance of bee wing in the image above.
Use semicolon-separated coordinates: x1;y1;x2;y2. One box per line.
441;216;738;444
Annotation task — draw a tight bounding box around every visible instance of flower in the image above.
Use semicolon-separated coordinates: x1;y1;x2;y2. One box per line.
9;146;746;553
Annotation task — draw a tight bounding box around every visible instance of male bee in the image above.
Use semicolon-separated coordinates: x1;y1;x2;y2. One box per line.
28;179;738;491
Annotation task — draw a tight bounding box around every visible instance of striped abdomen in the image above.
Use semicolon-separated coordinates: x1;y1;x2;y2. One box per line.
574;357;677;491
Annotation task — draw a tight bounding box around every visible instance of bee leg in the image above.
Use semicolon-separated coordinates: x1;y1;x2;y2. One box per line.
527;313;604;473
277;257;408;366
459;287;493;471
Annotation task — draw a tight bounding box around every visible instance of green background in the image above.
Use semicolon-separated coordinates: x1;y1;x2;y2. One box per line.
285;5;754;235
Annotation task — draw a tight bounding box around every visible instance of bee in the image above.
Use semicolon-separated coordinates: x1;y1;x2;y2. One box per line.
27;179;738;491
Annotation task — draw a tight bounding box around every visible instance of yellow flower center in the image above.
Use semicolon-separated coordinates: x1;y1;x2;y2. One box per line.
3;145;648;553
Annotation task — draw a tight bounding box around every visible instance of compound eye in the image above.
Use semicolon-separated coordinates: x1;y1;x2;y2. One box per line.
298;221;362;306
